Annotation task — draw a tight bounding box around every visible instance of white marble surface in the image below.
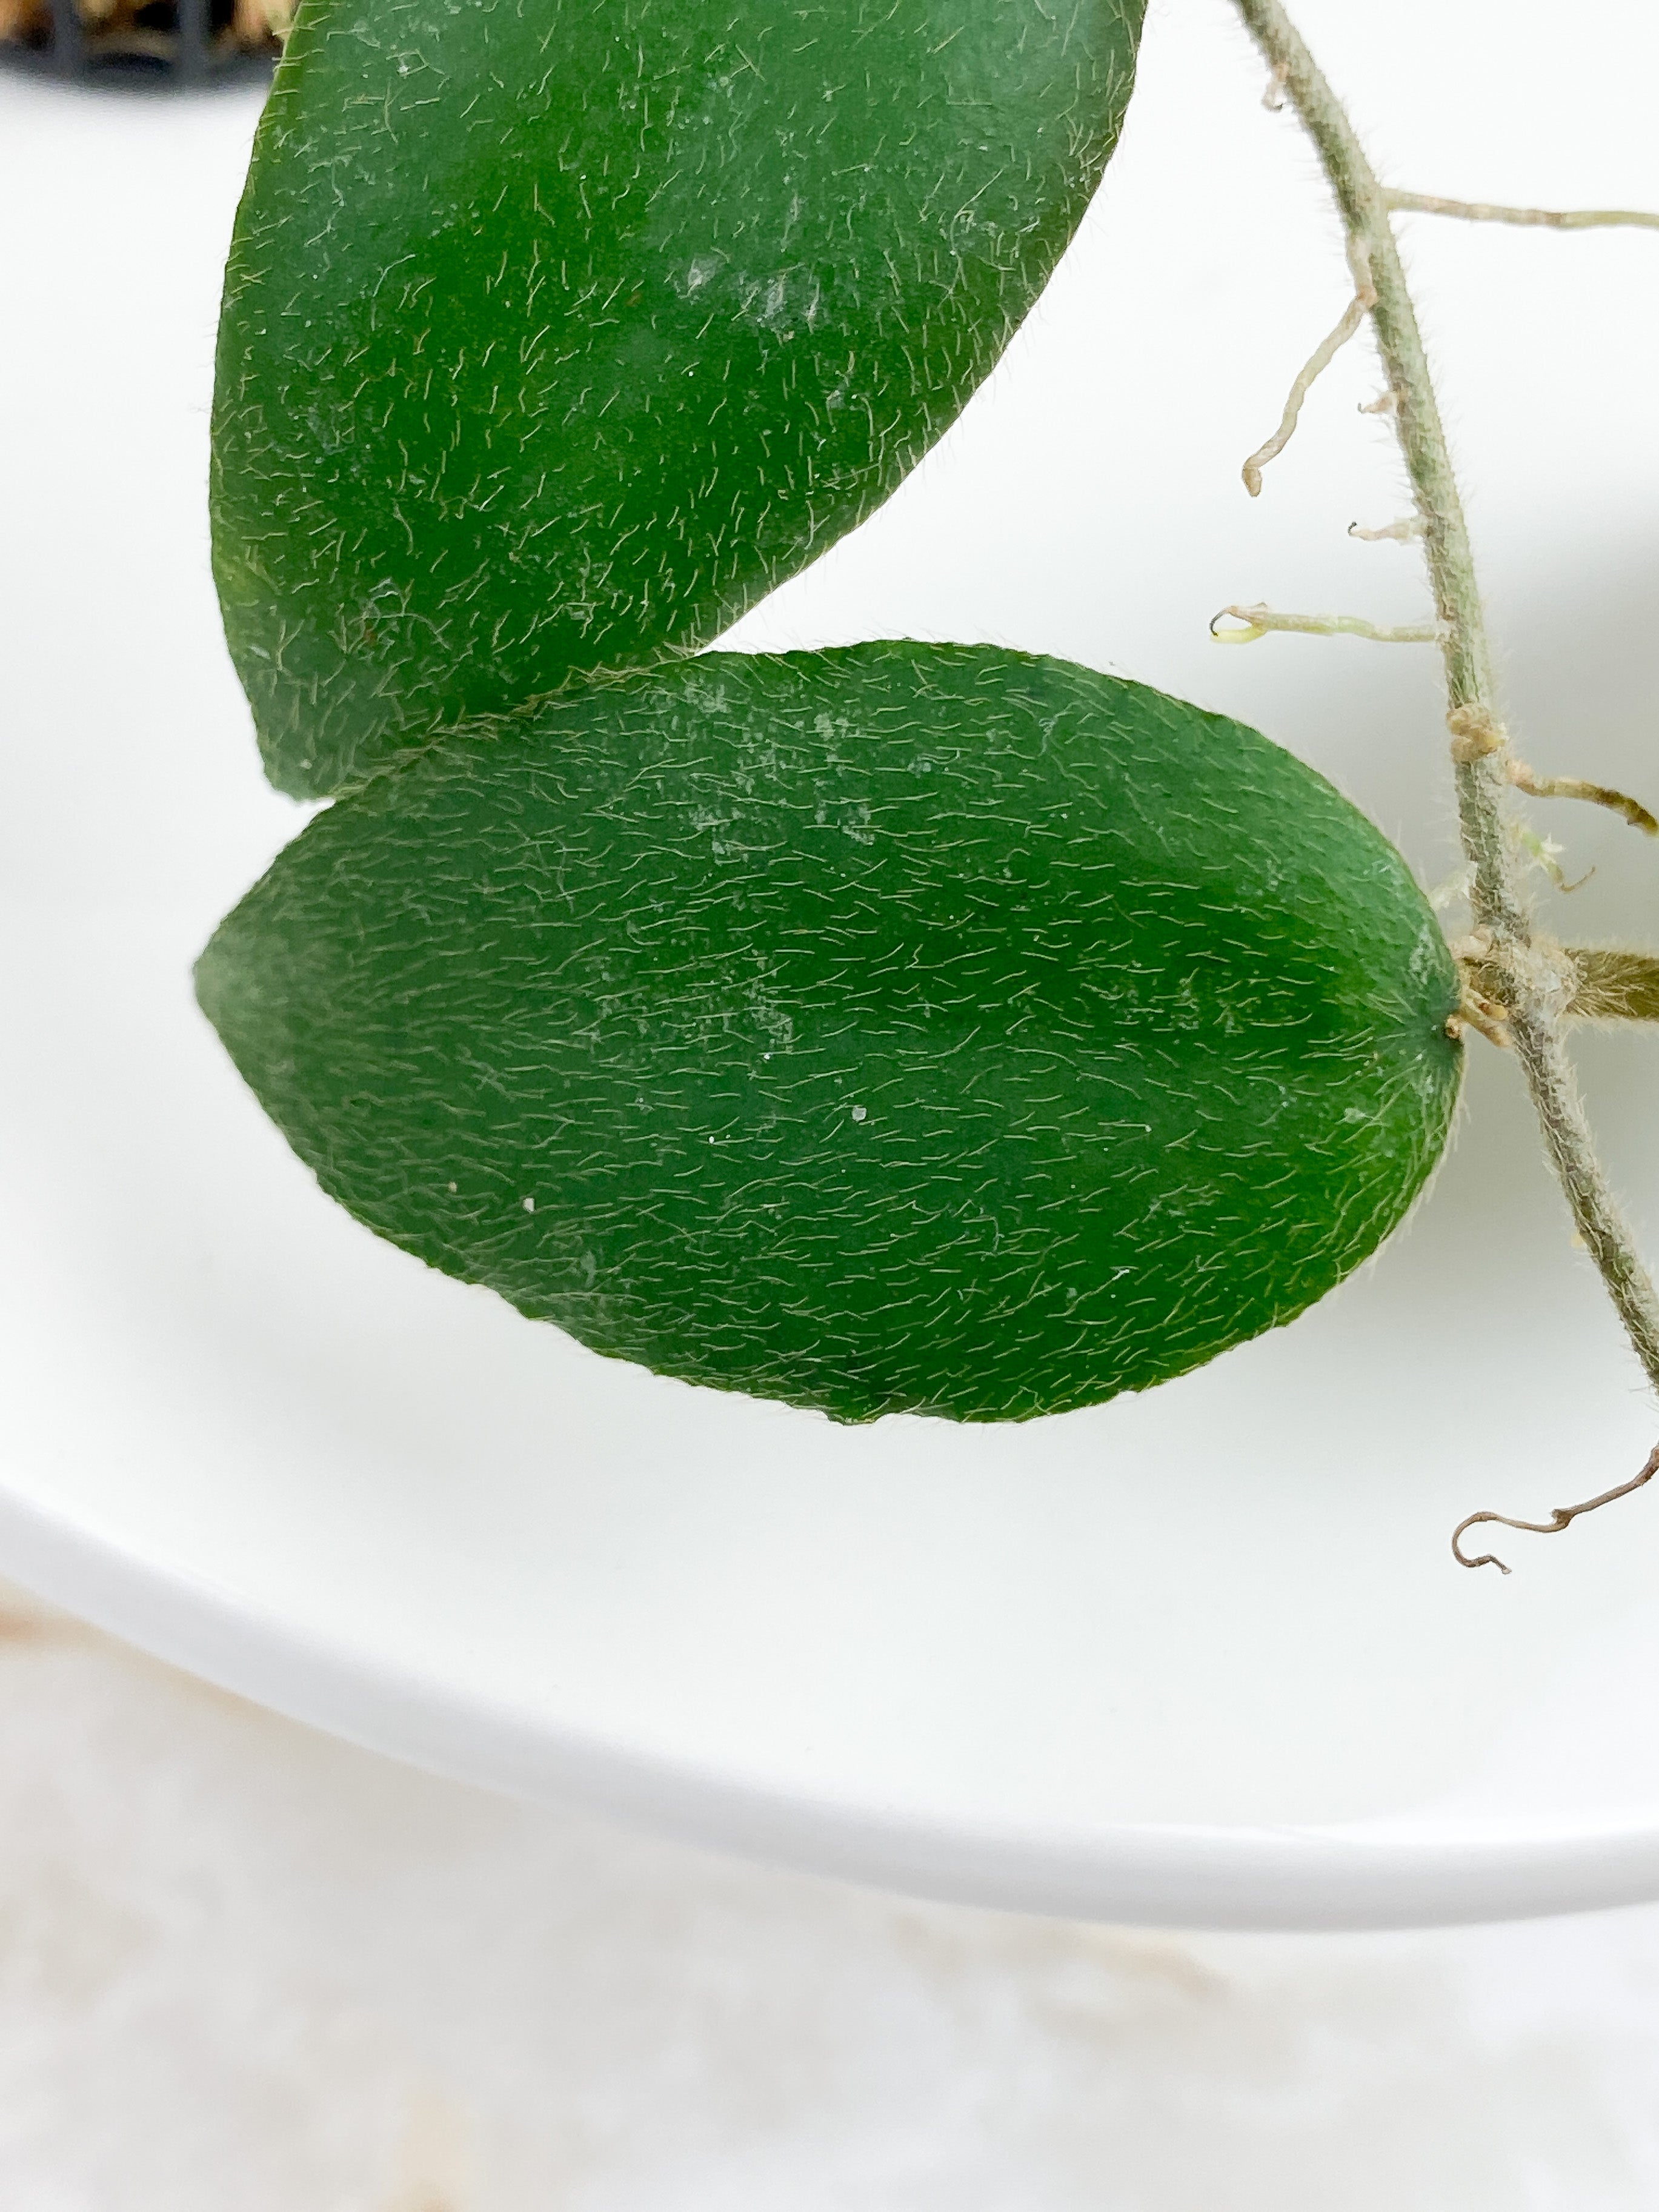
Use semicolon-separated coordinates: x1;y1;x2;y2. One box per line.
3;1578;1659;2210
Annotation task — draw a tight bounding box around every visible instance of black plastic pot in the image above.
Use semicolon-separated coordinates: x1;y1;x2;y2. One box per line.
1;0;278;84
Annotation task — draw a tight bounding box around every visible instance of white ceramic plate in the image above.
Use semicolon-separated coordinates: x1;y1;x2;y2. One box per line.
5;3;1659;1929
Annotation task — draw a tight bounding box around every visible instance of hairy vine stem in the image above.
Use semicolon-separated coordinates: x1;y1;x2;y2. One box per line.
1229;0;1659;1563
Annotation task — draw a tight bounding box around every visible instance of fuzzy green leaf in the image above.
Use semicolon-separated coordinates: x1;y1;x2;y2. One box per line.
196;646;1462;1421
211;0;1146;799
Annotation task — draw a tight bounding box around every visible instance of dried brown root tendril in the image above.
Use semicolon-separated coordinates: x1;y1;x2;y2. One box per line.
1211;603;1445;645
1509;760;1659;837
1242;236;1377;496
1385;189;1659;233
1349;516;1425;542
1461;946;1659;1026
1562;949;1659;1024
1452;1443;1659;1573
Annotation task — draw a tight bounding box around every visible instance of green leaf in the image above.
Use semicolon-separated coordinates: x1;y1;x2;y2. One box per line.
211;0;1146;799
196;645;1462;1422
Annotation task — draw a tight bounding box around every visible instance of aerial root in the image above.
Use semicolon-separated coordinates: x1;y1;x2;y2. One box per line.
1508;760;1659;838
1445;702;1506;762
1242;234;1377;495
1349;516;1425;542
1211;602;1445;645
1385;189;1659;233
1447;977;1511;1048
1560;950;1659;1025
1460;946;1659;1027
1452;1443;1659;1573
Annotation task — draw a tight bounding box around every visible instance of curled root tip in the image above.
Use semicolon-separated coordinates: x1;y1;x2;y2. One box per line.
1450;1444;1659;1575
1451;1513;1513;1573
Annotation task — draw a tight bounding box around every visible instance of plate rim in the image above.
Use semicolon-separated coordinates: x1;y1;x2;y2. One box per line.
3;1481;1657;1931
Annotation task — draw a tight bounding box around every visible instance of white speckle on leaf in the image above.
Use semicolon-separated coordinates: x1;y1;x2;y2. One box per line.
682;254;725;296
522;1196;535;1212
851;1104;867;1122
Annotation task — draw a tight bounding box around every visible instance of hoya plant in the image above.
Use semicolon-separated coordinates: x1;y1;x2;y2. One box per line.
199;0;1659;1569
